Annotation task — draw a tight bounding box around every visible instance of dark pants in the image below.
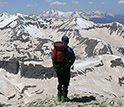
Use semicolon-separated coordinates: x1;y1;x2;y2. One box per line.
56;68;70;98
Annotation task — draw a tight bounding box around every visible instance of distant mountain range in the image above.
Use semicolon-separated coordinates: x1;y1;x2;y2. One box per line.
0;10;124;61
0;11;124;61
40;10;124;25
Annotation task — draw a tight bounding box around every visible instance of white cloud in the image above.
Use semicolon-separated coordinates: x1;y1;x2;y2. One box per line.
44;0;53;2
26;4;33;7
50;1;67;6
71;1;79;4
26;4;38;7
88;2;96;4
101;2;104;4
118;0;124;4
0;0;8;6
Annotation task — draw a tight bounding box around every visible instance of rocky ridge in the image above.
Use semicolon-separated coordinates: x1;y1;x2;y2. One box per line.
0;13;124;61
1;94;124;107
22;94;124;107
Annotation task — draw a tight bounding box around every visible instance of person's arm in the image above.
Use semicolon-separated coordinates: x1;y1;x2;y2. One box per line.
68;47;75;66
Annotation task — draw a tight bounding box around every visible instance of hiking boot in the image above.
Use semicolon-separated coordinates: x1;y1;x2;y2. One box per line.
57;96;61;102
61;96;70;102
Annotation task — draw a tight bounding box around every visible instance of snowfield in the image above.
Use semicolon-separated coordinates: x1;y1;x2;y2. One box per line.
76;18;93;28
0;55;124;106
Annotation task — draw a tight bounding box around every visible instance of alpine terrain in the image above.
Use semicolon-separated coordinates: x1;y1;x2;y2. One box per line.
0;10;124;107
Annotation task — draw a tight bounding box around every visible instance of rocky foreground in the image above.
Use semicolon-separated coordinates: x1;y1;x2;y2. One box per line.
20;94;124;107
0;94;124;107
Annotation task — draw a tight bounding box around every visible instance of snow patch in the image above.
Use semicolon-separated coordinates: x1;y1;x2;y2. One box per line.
58;11;64;16
74;59;102;69
24;61;43;66
76;18;92;28
24;25;45;38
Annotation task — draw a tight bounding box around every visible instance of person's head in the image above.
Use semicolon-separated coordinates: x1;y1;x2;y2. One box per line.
61;36;69;45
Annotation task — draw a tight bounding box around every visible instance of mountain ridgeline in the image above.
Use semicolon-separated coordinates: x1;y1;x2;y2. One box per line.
0;10;124;107
0;10;124;61
40;10;124;25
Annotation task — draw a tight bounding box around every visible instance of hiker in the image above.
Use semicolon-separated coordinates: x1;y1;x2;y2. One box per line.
52;35;75;102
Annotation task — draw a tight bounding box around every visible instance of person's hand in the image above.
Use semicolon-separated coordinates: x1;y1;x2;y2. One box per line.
71;65;74;70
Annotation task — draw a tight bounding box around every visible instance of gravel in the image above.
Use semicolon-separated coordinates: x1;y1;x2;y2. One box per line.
21;94;124;107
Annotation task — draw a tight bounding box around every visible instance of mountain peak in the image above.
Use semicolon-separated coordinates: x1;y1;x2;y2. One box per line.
0;12;10;17
14;13;24;17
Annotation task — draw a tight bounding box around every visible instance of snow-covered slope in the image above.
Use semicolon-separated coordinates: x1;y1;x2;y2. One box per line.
0;11;124;106
0;13;54;61
0;12;124;61
0;54;124;106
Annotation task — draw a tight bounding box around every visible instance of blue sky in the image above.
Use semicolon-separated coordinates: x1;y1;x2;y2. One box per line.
0;0;124;15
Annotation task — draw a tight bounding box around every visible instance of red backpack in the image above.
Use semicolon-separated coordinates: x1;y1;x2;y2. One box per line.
52;41;67;62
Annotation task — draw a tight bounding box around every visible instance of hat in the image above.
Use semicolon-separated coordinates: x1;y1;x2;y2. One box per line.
61;36;69;44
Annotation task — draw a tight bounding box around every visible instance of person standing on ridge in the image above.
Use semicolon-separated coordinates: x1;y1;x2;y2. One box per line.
52;35;75;102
